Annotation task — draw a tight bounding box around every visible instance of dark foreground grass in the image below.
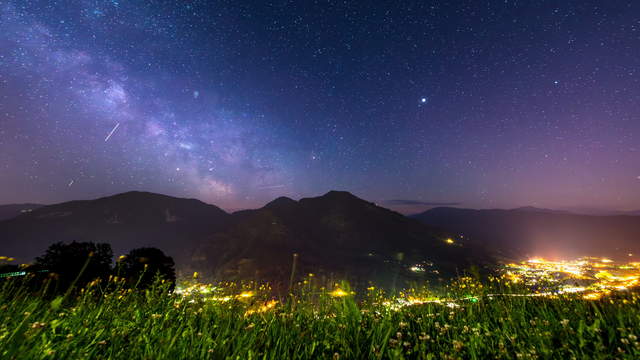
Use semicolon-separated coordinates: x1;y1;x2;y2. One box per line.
1;277;639;360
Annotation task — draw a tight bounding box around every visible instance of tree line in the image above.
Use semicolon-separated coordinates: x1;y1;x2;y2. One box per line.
0;242;175;294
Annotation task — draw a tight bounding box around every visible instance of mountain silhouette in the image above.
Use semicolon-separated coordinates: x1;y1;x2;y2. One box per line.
194;191;487;289
0;191;230;266
0;191;487;288
412;207;640;259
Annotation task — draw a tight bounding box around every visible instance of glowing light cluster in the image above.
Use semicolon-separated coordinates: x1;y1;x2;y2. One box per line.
174;283;217;296
502;257;640;298
170;257;640;318
330;288;349;297
244;300;278;316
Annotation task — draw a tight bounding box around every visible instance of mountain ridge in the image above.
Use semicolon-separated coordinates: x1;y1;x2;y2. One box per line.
0;191;488;288
411;206;640;217
195;190;486;288
0;191;230;267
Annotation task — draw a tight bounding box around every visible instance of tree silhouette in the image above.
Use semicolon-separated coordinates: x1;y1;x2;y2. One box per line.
34;241;113;292
117;247;175;289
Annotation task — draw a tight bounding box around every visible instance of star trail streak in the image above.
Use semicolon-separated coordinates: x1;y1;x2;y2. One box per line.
104;123;120;142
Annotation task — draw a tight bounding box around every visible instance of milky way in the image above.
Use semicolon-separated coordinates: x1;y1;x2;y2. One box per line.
1;1;639;212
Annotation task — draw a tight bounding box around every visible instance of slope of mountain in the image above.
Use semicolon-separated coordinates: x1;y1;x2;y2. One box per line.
0;204;44;221
0;192;230;265
195;191;489;289
412;207;640;259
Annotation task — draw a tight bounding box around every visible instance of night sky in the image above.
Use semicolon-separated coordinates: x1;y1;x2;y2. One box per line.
1;1;639;213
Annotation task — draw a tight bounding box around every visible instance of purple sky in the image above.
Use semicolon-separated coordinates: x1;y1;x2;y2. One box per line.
1;1;639;213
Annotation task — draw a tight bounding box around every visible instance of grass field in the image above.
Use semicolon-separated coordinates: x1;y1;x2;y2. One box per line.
1;274;639;360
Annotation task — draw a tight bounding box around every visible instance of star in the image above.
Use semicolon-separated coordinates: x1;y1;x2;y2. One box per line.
1;0;638;214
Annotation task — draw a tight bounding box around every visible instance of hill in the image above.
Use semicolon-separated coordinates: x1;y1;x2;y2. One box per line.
194;191;488;289
0;192;230;267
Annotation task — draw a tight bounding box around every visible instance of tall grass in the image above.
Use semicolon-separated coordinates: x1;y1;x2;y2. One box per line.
1;275;639;359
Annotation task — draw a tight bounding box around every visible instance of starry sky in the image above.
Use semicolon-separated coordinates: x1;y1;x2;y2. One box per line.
1;1;639;213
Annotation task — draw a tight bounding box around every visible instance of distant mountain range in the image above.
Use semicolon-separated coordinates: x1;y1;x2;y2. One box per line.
555;207;640;216
511;205;640;216
412;207;640;259
4;192;637;286
0;191;485;288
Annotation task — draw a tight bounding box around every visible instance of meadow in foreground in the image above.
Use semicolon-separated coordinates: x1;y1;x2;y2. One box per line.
1;274;640;360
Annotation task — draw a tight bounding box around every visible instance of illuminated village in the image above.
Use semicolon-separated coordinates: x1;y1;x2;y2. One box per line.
170;256;640;318
501;256;640;300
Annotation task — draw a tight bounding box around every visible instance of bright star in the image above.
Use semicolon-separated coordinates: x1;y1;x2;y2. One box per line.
420;97;427;103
